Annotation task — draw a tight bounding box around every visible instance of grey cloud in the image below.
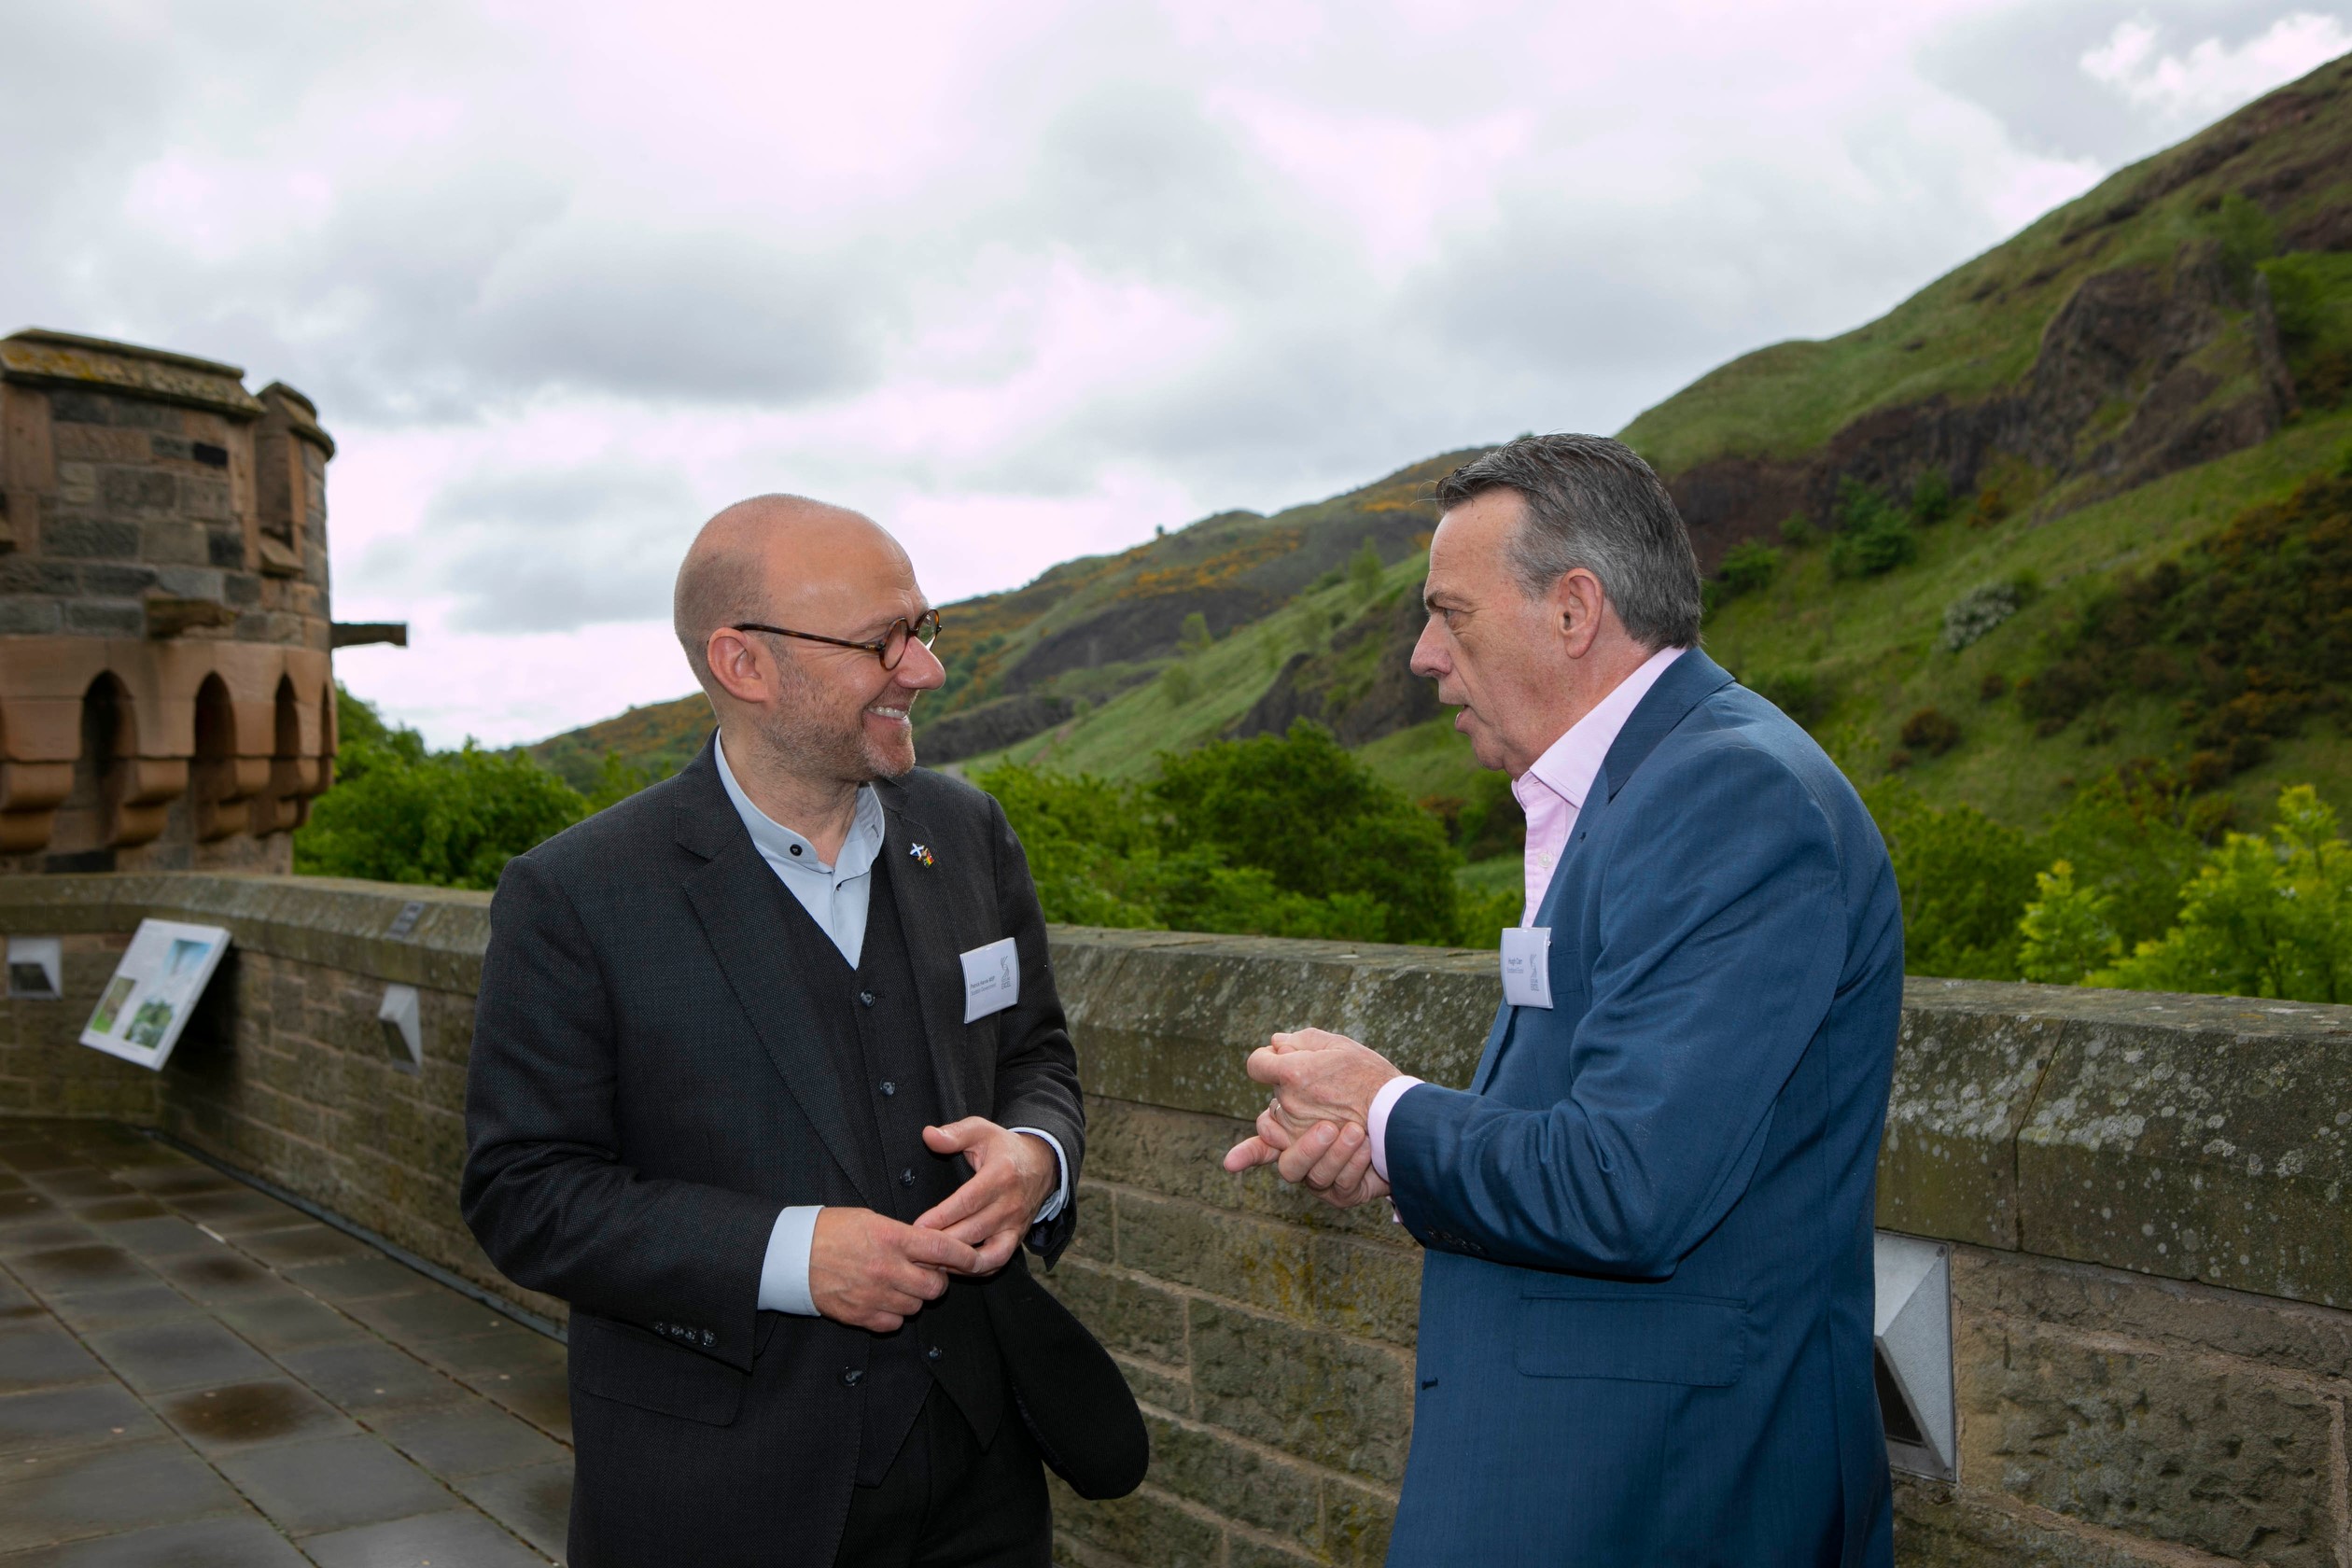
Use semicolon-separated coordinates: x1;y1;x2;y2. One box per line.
364;463;702;633
1919;0;2351;163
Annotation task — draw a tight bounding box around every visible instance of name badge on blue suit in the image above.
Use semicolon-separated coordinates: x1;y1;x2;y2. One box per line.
1500;927;1553;1009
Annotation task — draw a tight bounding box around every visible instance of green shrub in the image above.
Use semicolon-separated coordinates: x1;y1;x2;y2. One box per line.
1898;707;1962;757
1348;540;1385;602
1179;610;1212;652
297;733;586;890
2017;785;2352;1000
1864;780;2042;979
1160;664;1197;705
1911;469;1953;525
1714;539;1783;601
976;722;1472;946
1828;479;1917;579
1780;513;1817;548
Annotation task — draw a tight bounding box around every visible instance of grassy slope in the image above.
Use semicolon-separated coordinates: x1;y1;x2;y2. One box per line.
1617;61;2352;481
1701;407;2352;828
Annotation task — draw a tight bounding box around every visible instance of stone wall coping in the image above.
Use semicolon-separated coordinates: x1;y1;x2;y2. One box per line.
5;873;2348;1310
0;328;266;418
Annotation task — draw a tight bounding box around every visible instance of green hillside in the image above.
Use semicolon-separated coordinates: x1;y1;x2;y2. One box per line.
539;53;2352;848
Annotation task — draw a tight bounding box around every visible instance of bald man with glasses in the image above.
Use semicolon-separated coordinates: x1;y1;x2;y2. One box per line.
464;496;1140;1568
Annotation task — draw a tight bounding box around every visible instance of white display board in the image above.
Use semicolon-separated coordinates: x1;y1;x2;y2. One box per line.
78;920;233;1071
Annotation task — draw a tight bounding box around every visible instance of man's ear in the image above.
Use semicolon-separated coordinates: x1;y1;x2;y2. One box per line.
1552;568;1607;659
705;628;772;707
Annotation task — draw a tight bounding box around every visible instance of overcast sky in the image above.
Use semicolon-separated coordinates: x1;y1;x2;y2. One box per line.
6;1;2346;747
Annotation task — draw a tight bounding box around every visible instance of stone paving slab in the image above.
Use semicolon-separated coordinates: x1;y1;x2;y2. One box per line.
0;1120;567;1564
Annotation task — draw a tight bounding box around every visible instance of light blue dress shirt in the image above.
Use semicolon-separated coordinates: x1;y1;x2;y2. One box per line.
714;735;1070;1317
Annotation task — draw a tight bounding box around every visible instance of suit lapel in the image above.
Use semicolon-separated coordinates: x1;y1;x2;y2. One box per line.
875;785;976;1124
674;735;883;1207
1468;651;1733;1096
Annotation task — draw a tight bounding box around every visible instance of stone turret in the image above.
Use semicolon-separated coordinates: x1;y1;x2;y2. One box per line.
0;329;339;873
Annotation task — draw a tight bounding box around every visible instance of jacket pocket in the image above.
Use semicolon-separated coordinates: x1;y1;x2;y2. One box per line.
1513;1287;1747;1387
569;1310;748;1426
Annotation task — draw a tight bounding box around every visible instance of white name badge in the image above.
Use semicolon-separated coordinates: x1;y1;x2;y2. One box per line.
1500;926;1554;1010
959;937;1020;1023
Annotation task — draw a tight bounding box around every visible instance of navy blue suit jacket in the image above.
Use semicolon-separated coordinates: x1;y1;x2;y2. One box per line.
1384;649;1901;1566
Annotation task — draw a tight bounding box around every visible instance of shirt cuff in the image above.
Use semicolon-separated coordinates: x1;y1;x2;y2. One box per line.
757;1205;824;1315
1366;1076;1423;1183
1012;1128;1071;1225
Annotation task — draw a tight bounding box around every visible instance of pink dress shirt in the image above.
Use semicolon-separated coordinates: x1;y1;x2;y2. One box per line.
1365;646;1687;1181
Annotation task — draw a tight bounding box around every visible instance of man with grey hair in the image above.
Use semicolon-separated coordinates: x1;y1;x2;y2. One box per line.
1225;435;1903;1563
464;497;1140;1567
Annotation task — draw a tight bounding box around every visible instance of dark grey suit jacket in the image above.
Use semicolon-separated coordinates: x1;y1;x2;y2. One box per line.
461;736;1084;1567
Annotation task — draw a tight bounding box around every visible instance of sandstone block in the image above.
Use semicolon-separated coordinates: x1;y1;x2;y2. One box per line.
1050;1478;1224;1568
1955;1316;2335;1564
1116;1187;1311;1320
1321;1476;1397;1566
1892;1479;2196;1566
1189;1297;1413;1483
1144;1410;1320;1546
1040;1254;1188;1366
2016;997;2352;1307
1880;982;2070;1247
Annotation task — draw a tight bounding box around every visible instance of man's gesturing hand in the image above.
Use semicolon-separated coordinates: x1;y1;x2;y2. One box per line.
1220;1028;1401;1210
809;1209;980;1333
912;1117;1057;1277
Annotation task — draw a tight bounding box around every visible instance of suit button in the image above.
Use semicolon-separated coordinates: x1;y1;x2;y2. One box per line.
926;1346;943;1363
899;1169;915;1187
702;1330;715;1347
880;1081;896;1097
652;1322;667;1335
859;990;876;1007
842;1368;865;1387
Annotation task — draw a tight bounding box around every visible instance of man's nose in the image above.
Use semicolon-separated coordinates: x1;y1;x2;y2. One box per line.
1408;620;1448;680
898;636;948;690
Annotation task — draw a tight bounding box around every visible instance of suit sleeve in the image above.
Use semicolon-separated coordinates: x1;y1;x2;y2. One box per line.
461;852;779;1372
982;792;1085;1265
1385;744;1847;1278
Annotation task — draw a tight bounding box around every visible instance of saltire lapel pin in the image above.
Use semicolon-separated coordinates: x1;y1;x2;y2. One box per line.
909;843;934;868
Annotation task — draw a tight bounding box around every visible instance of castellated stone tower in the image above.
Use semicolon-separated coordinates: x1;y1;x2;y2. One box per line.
0;329;339;875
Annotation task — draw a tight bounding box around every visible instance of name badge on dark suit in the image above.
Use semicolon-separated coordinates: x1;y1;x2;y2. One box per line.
960;937;1019;1022
1501;927;1553;1009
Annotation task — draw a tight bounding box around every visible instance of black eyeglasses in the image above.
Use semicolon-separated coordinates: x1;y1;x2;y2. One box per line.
731;609;942;670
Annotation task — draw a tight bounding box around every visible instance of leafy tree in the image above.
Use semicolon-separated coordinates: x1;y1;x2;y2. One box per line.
974;722;1477;946
2101;786;2352;1002
1160;664;1198;705
2017;862;2121;984
297;687;586;890
1864;780;2042;979
1179;610;1213;653
1348;540;1385;602
1155;723;1462;945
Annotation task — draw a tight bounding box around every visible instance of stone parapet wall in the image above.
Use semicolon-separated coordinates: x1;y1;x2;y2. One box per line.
4;873;2350;1565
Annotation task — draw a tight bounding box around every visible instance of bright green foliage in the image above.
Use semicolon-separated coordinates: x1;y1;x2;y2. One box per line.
1179;611;1213;652
2040;762;2223;955
976;721;1474;946
2018;862;2121;984
1155;723;1463;945
1160;664;1198;705
1828;480;1918;579
1864;780;2044;979
296;687;587;890
1348;540;1385;602
2102;786;2352;1002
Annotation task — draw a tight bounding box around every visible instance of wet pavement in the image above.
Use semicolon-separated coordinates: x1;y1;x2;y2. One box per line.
0;1120;570;1565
